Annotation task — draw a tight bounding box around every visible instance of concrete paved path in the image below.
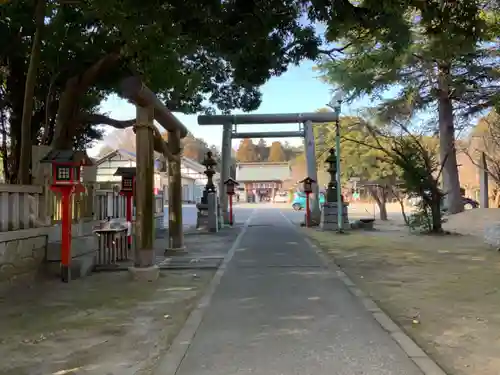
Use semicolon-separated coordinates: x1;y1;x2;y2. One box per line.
169;209;424;375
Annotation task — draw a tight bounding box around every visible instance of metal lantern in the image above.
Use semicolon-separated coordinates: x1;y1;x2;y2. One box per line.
114;167;136;193
300;177;315;194
224;177;239;195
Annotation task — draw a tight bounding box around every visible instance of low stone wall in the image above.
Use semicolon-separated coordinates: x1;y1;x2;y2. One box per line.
0;228;49;290
0;215;165;291
155;213;164;229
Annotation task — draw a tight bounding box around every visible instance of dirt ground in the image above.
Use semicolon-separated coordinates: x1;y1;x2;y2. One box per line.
303;216;500;375
443;208;500;237
0;270;215;375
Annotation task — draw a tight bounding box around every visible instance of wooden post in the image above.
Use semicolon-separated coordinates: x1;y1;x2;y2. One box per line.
305;191;311;227
167;130;185;251
229;194;233;226
135;105;155;267
304;120;321;224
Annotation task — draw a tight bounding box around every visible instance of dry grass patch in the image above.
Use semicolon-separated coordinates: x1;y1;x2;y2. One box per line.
303;224;500;375
0;270;215;375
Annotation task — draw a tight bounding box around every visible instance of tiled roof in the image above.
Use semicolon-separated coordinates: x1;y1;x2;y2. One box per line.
40;149;93;165
96;149;163;169
236;163;291;182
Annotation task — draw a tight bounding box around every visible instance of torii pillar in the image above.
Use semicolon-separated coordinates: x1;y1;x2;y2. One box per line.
133;105;157;274
219;123;232;224
167;130;185;252
120;76;189;280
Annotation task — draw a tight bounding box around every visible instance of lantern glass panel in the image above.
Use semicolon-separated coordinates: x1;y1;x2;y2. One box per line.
56;166;71;181
123;177;133;189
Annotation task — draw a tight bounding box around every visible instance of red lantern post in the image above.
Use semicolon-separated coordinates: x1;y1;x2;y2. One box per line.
224;178;239;226
300;177;315;227
114;167;136;248
41;150;93;283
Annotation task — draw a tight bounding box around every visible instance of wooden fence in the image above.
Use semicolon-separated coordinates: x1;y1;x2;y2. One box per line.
0;183;164;232
93;189;163;221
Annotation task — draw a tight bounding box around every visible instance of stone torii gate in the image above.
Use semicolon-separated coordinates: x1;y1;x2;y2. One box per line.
197;112;340;224
120;77;188;279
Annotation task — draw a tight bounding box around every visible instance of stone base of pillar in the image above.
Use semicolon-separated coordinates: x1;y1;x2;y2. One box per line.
196;203;208;229
209;194;219;232
320;202;350;231
128;265;160;282
164;246;187;256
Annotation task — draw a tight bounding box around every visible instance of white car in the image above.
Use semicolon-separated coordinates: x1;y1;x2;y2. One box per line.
273;192;289;203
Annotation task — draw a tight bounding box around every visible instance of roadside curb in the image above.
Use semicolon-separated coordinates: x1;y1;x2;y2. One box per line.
301;230;448;375
152;210;255;375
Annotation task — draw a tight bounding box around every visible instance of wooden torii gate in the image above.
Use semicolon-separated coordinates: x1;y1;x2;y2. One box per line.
119;77;188;274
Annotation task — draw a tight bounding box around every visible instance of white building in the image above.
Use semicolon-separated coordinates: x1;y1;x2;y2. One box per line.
94;149;219;203
180;156;220;203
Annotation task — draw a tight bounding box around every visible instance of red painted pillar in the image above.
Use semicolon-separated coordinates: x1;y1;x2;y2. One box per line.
125;193;133;248
60;189;73;283
305;192;311;228
229;194;233;226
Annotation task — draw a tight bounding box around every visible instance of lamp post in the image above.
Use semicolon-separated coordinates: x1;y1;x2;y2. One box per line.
327;91;344;232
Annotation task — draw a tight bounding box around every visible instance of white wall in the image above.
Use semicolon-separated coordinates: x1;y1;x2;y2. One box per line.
96;157;162;189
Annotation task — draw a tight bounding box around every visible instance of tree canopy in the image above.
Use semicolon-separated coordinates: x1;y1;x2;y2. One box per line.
0;0;329;182
314;116;401;185
235;138;299;163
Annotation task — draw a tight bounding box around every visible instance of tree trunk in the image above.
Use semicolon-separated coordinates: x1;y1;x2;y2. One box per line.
51;53;122;149
429;196;443;233
0;109;8;182
378;199;388;221
391;187;408;225
495;188;500;207
18;0;46;184
51;77;80;149
437;64;463;214
369;186;388;220
6;58;26;183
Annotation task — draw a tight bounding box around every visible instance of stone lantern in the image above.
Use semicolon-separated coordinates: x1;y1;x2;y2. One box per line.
321;148;350;232
325;148;339;203
201;151;217;204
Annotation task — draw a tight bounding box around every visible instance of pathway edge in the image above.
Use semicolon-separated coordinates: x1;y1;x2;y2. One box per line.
279;212;448;375
153;210;255;375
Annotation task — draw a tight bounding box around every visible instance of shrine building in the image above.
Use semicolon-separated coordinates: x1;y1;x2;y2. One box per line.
235;162;291;202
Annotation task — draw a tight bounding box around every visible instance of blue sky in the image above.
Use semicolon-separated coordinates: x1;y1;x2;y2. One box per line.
92;60;368;157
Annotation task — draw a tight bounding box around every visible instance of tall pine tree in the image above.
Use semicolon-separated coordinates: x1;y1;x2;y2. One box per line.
268;141;287;162
318;0;500;213
236;139;258;162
